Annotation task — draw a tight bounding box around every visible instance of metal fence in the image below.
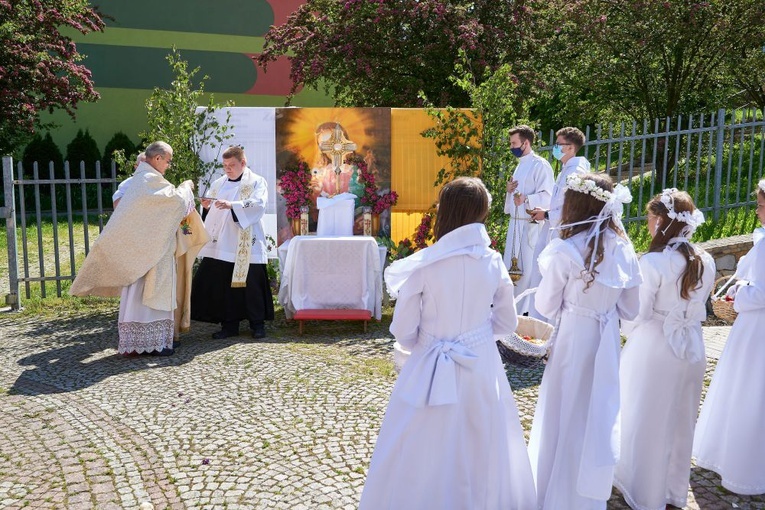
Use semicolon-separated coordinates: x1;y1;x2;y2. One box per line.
536;108;765;225
1;107;764;309
1;157;118;309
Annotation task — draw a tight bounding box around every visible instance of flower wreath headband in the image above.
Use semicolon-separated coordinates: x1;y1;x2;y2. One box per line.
559;174;633;274
658;188;705;238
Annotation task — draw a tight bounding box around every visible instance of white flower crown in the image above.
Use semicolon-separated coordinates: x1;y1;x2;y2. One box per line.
659;188;704;229
565;174;612;202
565;174;631;204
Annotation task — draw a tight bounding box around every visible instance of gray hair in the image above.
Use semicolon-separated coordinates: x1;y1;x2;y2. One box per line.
144;141;172;159
135;152;146;163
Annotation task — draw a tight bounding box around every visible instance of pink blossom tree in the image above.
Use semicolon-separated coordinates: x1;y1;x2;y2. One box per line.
0;0;104;155
258;0;537;107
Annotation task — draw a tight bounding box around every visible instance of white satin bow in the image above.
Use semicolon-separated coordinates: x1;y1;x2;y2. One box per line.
662;300;707;363
399;340;479;407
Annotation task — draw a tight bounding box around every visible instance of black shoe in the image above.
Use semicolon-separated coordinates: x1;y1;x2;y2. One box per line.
172;340;181;349
150;347;175;356
212;330;238;340
251;325;266;339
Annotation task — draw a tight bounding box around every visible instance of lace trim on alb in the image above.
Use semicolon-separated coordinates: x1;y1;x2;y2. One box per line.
118;319;174;353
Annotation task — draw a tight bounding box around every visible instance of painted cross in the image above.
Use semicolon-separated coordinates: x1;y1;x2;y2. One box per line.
318;124;357;195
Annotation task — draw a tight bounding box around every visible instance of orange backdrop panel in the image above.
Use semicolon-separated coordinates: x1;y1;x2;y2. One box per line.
390;109;451;243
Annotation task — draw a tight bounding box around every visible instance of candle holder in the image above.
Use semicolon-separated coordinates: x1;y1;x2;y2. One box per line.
299;206;310;236
362;206;372;236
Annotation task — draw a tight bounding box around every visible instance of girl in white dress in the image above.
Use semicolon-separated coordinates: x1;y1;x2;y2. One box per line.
359;177;536;510
693;179;765;495
528;173;642;510
614;189;715;510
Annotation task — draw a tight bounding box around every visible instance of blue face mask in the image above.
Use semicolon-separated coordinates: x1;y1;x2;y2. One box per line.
510;145;525;158
552;144;564;160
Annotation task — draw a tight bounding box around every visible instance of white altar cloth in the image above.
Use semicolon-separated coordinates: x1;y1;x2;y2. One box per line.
316;193;356;237
278;236;384;320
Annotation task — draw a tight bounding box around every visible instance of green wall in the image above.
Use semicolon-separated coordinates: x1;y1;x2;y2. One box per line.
39;0;331;155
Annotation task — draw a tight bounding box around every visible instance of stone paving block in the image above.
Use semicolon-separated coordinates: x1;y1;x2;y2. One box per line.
0;312;761;509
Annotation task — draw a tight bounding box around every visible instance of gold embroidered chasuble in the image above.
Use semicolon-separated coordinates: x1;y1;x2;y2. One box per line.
70;163;193;312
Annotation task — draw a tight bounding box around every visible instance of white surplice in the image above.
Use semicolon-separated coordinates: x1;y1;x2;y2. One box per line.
503;151;554;314
693;234;765;495
198;168;268;264
528;231;641;510
615;247;715;510
528;156;591;320
360;223;536;510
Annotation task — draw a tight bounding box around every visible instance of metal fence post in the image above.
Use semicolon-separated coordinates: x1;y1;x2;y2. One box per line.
2;156;20;310
713;108;726;221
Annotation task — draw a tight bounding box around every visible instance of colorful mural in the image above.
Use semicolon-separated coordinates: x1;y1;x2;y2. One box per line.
42;0;331;151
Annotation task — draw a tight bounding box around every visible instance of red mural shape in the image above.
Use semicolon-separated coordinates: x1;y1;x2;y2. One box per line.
246;54;302;96
265;0;306;27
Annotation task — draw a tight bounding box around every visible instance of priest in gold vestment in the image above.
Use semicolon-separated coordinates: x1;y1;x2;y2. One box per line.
71;141;196;355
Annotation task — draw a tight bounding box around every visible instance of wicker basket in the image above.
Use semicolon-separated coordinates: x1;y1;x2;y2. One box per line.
497;315;554;359
711;276;738;324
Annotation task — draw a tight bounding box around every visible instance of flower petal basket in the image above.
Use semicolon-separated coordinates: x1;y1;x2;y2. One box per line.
496;288;553;361
711;276;738;324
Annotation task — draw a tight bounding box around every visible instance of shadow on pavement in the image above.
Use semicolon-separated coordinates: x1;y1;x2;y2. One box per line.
7;311;231;396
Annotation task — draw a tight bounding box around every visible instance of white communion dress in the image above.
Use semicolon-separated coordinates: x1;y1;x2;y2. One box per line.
528;231;641;510
693;234;765;495
359;223;537;510
615;246;715;510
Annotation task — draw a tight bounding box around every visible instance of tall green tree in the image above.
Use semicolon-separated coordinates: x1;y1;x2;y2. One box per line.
0;0;104;155
258;0;536;107
422;55;524;247
537;0;765;124
140;48;234;188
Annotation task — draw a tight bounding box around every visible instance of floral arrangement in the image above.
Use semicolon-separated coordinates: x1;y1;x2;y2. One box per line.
345;153;398;215
280;157;312;219
384;212;433;262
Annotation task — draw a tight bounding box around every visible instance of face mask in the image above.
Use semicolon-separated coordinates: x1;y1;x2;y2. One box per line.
552;145;564;160
510;145;525;158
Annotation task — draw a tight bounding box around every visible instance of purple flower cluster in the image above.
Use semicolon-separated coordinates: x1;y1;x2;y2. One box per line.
280;159;312;219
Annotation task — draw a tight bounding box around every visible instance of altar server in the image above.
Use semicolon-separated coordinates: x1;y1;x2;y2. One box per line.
503;125;554;314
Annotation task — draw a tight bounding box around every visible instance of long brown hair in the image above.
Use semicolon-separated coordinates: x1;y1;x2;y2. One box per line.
433;177;490;240
646;190;705;300
559;173;624;288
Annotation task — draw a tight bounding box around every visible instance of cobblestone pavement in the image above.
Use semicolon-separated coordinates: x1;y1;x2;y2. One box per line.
0;308;762;509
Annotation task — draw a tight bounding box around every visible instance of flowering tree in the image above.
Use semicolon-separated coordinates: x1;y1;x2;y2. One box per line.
258;0;536;107
0;0;105;155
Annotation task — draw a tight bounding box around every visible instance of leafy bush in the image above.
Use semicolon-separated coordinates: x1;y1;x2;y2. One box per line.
101;132;137;176
65;129;101;178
